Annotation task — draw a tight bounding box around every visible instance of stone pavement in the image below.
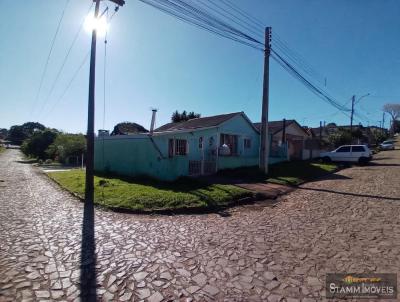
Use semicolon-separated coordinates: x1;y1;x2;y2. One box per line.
1;149;400;301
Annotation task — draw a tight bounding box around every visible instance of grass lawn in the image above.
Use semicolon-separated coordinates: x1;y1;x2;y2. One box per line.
217;160;339;186
0;146;4;153
267;161;339;185
47;170;253;212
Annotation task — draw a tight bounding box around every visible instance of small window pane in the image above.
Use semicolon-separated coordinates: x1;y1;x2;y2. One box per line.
352;146;365;152
337;146;351;152
175;139;187;155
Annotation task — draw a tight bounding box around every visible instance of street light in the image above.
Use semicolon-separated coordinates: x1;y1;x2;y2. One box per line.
350;93;370;140
355;93;370;105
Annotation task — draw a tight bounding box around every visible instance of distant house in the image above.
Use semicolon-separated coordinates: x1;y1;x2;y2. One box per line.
254;119;312;160
94;112;286;181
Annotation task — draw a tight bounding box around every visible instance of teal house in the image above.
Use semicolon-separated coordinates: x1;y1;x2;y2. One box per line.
94;112;286;181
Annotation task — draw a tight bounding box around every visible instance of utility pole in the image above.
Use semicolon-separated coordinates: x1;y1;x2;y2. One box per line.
85;0;125;206
85;0;101;206
259;27;271;174
281;118;286;145
350;95;355;142
382;112;385;132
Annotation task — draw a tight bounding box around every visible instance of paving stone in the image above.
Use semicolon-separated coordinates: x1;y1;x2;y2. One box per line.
192;273;207;287
1;149;400;301
133;271;148;282
35;290;50;298
51;290;64;299
186;285;200;294
268;294;283;302
160;272;173;281
119;291;132;301
16;282;32;289
102;291;114;301
148;291;164;302
203;284;219;296
137;288;151;299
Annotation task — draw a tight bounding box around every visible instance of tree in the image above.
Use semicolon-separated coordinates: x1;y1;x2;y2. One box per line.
21;130;57;159
0;128;8;140
393;120;400;133
328;129;352;148
46;133;86;163
7;122;45;145
383;103;400;133
7;125;26;144
370;128;388;144
383;103;400;121
110;122;148;135
171;110;201;123
22;122;45;135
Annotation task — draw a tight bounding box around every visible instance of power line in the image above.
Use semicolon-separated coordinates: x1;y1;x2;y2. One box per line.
42;51;90;120
29;0;71;119
271;48;351;115
140;0;355;123
138;0;264;50
218;0;265;28
37;2;94;119
199;0;264;40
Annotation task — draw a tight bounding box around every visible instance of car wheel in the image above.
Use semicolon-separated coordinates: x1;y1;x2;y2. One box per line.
322;156;331;163
358;157;368;165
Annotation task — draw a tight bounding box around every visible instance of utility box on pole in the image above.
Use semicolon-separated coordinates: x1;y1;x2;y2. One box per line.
259;27;271;174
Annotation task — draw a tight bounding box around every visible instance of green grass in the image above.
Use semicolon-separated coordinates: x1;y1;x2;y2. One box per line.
0;146;5;153
267;161;339;185
217;161;339;186
47;170;253;212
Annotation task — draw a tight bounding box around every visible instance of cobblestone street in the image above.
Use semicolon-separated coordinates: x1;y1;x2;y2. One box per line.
1;148;399;301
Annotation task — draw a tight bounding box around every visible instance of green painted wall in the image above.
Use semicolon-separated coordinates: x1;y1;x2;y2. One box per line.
95;114;287;181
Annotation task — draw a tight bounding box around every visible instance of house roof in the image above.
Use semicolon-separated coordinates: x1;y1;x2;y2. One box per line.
254;119;309;136
155;112;258;133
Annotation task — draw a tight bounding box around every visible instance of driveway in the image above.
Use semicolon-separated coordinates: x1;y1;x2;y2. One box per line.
0;149;399;301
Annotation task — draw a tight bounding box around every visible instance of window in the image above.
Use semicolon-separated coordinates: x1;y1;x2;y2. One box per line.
220;134;238;155
199;137;203;149
336;146;351;152
352;146;365;152
169;139;188;156
168;139;174;157
176;139;188;155
244;138;251;149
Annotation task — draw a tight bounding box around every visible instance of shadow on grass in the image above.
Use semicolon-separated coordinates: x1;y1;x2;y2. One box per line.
95;172;212;192
297;187;400;201
209;161;343;186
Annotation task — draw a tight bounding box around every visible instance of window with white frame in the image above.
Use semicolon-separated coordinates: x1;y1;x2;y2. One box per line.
169;138;188;156
220;133;238;155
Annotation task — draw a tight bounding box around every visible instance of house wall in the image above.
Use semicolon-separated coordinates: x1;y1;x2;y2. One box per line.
94;114;261;181
94;115;293;181
216;114;260;170
273;123;310;160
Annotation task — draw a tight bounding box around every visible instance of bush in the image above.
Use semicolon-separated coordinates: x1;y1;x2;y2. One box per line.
21;130;57;159
46;133;86;164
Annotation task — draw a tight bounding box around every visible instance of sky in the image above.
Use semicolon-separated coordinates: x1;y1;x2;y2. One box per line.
0;0;399;133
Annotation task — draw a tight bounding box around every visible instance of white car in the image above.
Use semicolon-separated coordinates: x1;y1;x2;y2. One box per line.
380;141;395;150
320;145;372;164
